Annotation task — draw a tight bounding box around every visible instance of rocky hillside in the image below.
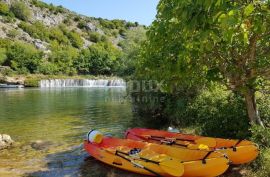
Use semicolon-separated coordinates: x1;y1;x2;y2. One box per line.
0;0;146;77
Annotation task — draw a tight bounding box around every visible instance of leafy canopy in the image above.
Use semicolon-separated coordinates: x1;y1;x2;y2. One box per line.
139;0;270;93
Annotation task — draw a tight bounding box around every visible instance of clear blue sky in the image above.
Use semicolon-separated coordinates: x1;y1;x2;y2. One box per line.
42;0;159;26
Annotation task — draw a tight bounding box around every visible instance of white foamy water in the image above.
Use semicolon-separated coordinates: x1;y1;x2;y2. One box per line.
39;79;126;88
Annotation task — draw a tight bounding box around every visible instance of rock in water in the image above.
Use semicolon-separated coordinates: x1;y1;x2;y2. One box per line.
0;134;14;150
31;140;53;150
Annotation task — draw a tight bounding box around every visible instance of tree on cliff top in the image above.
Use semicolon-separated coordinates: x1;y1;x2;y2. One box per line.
139;0;270;126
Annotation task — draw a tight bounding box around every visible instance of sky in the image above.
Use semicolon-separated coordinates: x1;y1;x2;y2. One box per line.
42;0;159;26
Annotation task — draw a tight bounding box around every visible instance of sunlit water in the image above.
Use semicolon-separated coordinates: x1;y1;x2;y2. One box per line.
0;88;143;177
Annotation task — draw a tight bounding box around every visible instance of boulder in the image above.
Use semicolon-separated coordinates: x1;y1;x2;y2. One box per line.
0;134;14;150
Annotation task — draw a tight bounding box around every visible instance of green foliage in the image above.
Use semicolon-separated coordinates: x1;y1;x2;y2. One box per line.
32;0;65;14
88;32;101;43
75;42;122;75
189;86;250;139
66;31;83;48
250;148;270;177
11;1;32;21
24;77;40;87
19;21;49;41
49;42;79;75
138;0;270;125
0;48;7;65
251;125;270;148
6;41;42;74
49;27;69;45
7;29;20;38
119;27;146;76
37;62;59;75
0;2;9;15
99;19;116;29
77;20;87;29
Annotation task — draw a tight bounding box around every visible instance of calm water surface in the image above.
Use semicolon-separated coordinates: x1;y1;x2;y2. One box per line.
0;88;143;177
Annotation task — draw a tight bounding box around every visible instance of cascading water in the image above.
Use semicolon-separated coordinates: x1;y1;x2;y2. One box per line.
39;79;126;88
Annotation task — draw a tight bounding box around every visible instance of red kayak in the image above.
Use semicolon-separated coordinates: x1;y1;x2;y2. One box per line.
125;128;259;165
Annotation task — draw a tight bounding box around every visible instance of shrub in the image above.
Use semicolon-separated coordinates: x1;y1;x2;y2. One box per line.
49;44;79;75
11;1;32;21
19;21;49;41
67;31;83;48
7;29;20;38
2;15;15;23
119;28;127;36
0;67;14;76
77;21;87;29
251;125;270;148
6;41;43;74
88;32;101;43
37;62;59;75
31;0;49;9
0;2;9;15
188;86;250;139
24;77;40;87
0;48;7;65
49;27;69;45
251;148;270;177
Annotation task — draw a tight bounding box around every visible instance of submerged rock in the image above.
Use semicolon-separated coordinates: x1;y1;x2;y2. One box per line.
0;134;14;150
31;140;53;150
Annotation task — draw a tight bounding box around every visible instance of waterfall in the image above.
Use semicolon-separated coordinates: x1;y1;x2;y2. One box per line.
39;79;126;88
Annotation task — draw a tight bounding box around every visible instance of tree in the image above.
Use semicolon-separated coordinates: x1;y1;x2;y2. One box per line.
6;41;42;73
139;0;270;126
11;1;32;21
75;42;122;75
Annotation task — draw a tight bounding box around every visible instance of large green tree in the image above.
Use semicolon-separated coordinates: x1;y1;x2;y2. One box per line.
139;0;270;126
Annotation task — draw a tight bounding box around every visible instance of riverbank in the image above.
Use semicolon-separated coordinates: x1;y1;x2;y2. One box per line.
0;74;125;87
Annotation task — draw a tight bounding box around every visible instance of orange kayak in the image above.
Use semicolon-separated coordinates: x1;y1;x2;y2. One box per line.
125;128;259;165
84;130;229;177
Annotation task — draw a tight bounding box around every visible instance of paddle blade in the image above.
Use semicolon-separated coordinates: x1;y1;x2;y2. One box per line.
195;137;217;148
160;159;184;177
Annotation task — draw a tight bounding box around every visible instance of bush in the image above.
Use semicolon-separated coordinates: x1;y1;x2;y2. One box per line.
67;31;83;48
77;21;87;29
88;32;101;43
19;21;49;41
0;2;9;15
49;43;79;75
6;41;43;74
31;0;49;9
11;1;32;21
251;148;270;177
49;27;69;45
74;42;122;75
7;29;20;38
37;62;59;75
188;86;250;139
0;48;7;65
24;77;40;87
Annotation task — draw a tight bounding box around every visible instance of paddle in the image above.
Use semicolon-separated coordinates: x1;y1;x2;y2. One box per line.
105;148;184;177
144;135;217;148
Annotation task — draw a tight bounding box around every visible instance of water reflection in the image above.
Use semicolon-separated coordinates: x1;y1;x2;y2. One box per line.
0;88;135;177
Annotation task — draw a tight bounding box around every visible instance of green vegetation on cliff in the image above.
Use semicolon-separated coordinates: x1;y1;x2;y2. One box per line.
0;0;146;77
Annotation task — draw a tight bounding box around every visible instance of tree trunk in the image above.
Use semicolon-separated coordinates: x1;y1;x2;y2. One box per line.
244;89;265;127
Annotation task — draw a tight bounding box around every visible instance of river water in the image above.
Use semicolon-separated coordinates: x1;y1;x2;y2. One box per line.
0;88;143;177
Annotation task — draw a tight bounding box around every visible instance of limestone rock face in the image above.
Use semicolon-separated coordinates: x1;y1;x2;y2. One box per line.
0;134;14;150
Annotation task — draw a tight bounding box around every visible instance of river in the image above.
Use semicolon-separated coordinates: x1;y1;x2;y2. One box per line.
0;88;143;177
